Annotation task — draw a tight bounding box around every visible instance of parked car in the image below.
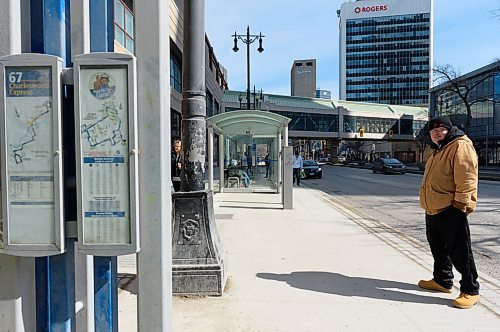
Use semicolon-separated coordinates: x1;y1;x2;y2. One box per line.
372;158;406;174
317;157;329;165
337;155;346;163
302;160;322;179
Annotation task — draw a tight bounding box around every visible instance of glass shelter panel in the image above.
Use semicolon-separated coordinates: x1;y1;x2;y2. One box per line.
223;135;278;192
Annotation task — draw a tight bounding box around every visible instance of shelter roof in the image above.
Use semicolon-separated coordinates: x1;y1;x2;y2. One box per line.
207;110;290;136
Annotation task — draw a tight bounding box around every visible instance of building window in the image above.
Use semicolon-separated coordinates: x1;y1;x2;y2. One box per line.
114;0;134;53
170;54;182;93
206;90;214;117
171;109;181;139
494;74;500;99
270;111;339;132
214;100;220;115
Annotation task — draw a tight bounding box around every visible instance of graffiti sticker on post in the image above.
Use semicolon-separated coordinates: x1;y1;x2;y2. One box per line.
74;53;139;256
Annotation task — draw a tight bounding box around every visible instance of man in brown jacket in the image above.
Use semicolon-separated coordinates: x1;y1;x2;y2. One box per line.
418;115;480;309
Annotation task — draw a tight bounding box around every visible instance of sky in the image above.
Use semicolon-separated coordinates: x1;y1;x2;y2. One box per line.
205;0;500;99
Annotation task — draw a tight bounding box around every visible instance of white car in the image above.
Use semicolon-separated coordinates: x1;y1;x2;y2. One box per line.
337;156;346;163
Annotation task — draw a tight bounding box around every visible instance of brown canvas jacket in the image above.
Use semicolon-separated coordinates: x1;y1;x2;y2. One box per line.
419;135;478;215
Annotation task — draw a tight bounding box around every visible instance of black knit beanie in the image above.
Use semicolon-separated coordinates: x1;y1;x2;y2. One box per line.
428;115;453;132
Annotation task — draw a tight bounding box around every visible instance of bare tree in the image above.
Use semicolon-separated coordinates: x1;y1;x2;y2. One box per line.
433;61;500;133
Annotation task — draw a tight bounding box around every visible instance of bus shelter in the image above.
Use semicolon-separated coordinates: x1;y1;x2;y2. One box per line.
207;110;290;194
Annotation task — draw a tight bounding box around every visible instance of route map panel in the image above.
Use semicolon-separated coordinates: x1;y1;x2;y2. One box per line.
79;67;131;245
4;66;56;245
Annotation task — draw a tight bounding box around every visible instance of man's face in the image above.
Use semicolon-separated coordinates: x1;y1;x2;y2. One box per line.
430;127;448;145
174;142;181;153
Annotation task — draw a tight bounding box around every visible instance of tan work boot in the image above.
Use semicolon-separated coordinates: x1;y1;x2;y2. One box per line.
453;293;480;309
418;279;453;293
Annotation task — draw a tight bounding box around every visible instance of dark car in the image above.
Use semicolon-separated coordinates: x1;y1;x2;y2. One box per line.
302;160;322;179
372;158;406;174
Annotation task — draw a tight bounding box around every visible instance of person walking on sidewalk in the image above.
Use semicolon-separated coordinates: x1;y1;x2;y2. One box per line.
292;150;303;186
418;115;480;309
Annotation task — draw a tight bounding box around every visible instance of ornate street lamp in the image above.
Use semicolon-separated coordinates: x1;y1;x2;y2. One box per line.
232;26;264;110
238;93;243;109
251;86;263;109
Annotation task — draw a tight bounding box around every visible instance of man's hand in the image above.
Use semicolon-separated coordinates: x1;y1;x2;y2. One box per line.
453;201;467;213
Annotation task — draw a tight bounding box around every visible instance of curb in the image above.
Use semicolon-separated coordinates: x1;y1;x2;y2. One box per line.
329;164;500;181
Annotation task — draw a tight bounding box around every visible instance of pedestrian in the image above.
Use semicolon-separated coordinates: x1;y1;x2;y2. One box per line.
171;138;183;192
418;115;480;309
237;169;253;188
246;152;253;176
264;153;270;178
292;150;303;186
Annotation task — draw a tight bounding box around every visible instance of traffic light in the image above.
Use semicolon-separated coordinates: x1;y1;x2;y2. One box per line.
388;129;393;138
359;127;364;137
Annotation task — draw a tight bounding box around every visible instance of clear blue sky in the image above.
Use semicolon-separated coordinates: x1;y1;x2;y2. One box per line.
205;0;500;99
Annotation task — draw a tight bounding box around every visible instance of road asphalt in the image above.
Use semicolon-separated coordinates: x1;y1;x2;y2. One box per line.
117;186;500;331
338;162;500;181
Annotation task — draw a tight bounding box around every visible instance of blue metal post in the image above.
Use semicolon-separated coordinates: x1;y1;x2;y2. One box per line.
36;241;76;331
90;0;115;53
94;257;118;331
31;1;76;331
30;0;71;65
90;1;118;331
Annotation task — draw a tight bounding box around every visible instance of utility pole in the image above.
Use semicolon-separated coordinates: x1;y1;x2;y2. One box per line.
172;0;226;296
181;0;207;191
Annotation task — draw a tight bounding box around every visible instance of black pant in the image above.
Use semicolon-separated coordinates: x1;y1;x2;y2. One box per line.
425;207;479;295
293;168;301;185
172;180;181;192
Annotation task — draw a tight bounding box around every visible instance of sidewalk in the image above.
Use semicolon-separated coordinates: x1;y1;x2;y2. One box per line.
118;186;500;331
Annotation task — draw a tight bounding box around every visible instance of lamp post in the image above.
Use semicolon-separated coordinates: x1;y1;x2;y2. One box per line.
232;26;264;110
238;93;243;109
251;85;263;109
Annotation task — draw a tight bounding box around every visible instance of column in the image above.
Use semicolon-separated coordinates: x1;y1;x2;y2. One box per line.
135;0;172;329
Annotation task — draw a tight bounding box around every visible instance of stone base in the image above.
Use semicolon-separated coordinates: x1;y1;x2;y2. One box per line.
172;190;227;296
172;263;226;296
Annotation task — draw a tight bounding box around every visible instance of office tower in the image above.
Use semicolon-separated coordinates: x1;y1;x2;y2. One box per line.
291;59;316;98
339;0;432;105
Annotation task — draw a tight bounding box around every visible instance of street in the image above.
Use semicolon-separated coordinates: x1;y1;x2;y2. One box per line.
304;165;500;281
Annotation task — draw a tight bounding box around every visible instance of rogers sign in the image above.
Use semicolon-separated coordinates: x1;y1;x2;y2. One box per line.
354;5;388;13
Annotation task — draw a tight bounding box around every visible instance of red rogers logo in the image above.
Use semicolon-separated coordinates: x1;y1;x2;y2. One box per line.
354;5;388;13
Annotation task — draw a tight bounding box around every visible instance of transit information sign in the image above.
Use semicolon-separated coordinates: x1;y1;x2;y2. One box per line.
0;53;64;256
79;66;131;245
5;67;56;244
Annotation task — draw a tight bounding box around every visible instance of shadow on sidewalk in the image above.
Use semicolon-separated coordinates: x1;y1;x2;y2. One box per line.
118;273;138;295
257;271;452;306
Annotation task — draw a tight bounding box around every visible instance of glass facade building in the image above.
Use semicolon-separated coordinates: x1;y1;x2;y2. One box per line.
271;111;339;133
430;62;500;165
343;115;426;136
339;0;432;106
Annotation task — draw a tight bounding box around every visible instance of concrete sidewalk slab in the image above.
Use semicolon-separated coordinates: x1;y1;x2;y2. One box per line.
118;187;500;331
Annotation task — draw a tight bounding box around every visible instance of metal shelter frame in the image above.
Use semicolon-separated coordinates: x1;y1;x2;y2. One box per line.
206;110;290;196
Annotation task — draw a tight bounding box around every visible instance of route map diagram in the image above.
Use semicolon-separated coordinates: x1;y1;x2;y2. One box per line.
8;100;52;165
81;101;125;148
